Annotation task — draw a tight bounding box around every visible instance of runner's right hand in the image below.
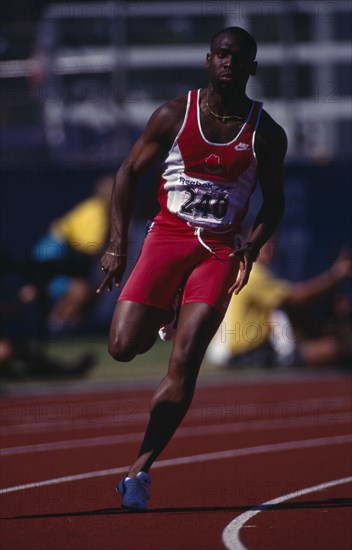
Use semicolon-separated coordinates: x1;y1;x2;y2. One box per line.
96;251;127;294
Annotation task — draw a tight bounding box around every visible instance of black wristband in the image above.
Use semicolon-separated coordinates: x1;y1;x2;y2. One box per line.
243;241;260;261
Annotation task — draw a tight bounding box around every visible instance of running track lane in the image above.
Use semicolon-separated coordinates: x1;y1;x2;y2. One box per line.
0;373;351;549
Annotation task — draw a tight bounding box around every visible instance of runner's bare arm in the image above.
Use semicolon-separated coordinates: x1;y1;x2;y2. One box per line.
97;97;187;294
230;111;287;295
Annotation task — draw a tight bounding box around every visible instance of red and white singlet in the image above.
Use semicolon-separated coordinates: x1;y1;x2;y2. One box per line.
158;89;263;232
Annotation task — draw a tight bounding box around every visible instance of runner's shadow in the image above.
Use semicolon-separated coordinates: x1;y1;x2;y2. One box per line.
2;497;351;520
150;498;352;513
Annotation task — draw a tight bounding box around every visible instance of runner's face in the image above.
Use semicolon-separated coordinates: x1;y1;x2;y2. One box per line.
206;32;257;93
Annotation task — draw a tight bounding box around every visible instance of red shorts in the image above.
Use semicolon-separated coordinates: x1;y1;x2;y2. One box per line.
119;212;241;315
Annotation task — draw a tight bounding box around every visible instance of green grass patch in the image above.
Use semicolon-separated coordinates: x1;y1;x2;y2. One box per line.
44;336;173;382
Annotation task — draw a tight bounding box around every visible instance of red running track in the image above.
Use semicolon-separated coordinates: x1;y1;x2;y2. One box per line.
0;372;351;550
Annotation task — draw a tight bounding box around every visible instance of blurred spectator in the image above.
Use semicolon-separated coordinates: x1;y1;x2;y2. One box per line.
0;284;95;379
31;174;113;334
207;241;352;369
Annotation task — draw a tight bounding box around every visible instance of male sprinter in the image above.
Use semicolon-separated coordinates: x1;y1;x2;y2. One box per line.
98;27;287;510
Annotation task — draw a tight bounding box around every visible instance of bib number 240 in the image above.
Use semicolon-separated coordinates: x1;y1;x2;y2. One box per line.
180;187;229;220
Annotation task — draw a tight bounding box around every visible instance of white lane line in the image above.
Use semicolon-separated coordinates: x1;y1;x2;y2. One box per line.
0;434;350;495
1;411;351;456
222;476;352;550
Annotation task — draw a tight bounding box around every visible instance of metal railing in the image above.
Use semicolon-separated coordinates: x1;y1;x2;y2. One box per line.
1;0;351;163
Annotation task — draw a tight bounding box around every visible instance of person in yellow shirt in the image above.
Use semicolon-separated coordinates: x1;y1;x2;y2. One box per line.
32;175;113;332
50;183;111;256
207;241;352;368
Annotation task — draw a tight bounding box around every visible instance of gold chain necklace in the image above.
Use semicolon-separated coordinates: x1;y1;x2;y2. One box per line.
206;92;244;122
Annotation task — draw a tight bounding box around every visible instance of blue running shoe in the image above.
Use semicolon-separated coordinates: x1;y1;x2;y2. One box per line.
117;471;151;511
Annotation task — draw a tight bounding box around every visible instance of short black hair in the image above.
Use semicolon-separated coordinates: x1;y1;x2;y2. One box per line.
210;27;257;59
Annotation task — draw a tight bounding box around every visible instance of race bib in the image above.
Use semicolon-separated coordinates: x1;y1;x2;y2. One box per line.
165;175;247;228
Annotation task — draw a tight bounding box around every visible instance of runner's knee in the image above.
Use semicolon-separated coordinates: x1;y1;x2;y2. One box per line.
168;354;200;395
108;329;156;362
170;343;204;374
108;333;137;362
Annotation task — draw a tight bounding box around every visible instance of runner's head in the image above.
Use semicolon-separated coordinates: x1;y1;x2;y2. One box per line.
207;27;258;93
